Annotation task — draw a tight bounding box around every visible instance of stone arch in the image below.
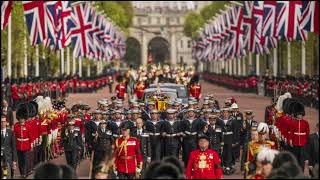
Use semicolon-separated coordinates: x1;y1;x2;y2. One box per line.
148;36;170;64
123;37;141;68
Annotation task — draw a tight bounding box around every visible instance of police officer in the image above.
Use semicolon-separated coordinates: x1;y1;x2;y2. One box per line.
145;109;163;161
161;109;181;158
240;110;258;172
61;117;83;170
91;120;113;177
180;108;202;166
217;108;235;175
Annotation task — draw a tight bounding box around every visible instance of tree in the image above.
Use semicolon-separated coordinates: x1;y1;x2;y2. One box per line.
200;2;228;22
183;12;204;40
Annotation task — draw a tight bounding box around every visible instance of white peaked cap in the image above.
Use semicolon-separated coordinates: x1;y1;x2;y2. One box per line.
231;103;238;109
257;122;269;134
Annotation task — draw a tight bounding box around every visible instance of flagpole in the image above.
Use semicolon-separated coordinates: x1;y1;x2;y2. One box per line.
242;56;246;76
237;57;241;76
256;54;260;76
61;48;64;75
225;60;228;74
248;52;252;74
301;41;306;75
87;60;90;77
24;19;28;78
287;42;291;75
72;51;76;75
273;48;278;77
79;56;82;77
66;47;70;75
35;45;39;77
7;14;12;79
229;60;232;75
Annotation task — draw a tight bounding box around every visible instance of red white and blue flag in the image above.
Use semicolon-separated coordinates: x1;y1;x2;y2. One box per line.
69;2;93;58
275;1;307;41
262;1;278;49
55;1;73;49
300;1;319;34
1;1;13;31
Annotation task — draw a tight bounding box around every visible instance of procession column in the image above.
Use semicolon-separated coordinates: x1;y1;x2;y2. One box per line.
225;60;228;74
229;60;232;75
256;54;260;76
72;52;76;75
78;57;82;77
237;57;241;76
24;22;28;77
242;56;246;76
248;52;252;74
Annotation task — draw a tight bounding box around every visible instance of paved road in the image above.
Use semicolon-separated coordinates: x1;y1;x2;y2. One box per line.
16;81;319;179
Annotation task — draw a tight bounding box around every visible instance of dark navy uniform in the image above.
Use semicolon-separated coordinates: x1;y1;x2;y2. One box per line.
204;122;223;157
230;112;243;164
161;120;181;158
145;119;163;161
61;124;83;169
132;127;151;176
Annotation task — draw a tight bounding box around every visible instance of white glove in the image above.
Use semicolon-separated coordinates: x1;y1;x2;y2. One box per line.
114;171;118;176
136;168;141;174
147;157;151;163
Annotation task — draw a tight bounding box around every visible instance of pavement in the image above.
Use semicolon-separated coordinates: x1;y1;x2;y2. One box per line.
14;81;319;179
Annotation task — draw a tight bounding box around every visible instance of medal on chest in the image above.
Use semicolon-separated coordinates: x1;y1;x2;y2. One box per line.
198;154;207;169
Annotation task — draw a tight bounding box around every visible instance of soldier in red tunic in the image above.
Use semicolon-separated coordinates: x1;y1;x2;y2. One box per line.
189;75;201;100
115;81;127;100
114;122;142;179
134;79;146;101
287;101;310;168
13;104;32;178
185;134;223;179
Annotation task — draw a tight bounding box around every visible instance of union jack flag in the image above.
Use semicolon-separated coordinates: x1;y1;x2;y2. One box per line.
243;1;254;50
300;1;319;34
43;1;58;49
23;1;49;46
252;1;269;54
1;1;13;30
226;4;245;59
55;1;72;49
69;2;93;58
262;1;278;48
91;10;105;60
276;1;307;41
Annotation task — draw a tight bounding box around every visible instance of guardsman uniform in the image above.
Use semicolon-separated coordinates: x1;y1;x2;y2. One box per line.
13;104;32;178
61;121;83;169
161;109;181;158
11;82;21;110
115;82;126;100
134;81;146;100
114;124;143;179
185;135;223;179
145;116;163;161
189;83;201;100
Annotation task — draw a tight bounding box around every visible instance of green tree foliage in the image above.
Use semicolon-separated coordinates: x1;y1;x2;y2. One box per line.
200;2;229;22
183;12;204;40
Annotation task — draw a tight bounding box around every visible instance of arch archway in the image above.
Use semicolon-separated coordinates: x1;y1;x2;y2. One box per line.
123;37;141;68
148;37;170;64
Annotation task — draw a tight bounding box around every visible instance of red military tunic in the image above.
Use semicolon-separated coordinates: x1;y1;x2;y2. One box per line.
14;122;32;151
189;83;201;100
135;82;145;100
74;117;84;136
116;83;126;99
114;137;142;174
186;148;222;179
11;84;20;100
289;118;309;146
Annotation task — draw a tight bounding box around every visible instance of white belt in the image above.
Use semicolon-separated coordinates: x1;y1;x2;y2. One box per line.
223;132;233;135
149;133;160;136
294;132;306;135
165;134;177;137
141;134;149;137
185;131;197;135
17;138;30;141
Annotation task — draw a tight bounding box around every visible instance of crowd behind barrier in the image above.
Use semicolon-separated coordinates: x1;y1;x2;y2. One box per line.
203;72;319;109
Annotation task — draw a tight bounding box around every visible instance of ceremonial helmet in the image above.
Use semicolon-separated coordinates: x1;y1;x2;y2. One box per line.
257;122;269;134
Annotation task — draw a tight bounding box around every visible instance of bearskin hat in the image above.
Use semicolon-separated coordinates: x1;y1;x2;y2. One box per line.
16;103;29;119
28;101;39;118
292;102;305;117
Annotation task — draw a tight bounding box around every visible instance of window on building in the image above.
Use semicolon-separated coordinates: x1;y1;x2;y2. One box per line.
187;40;191;48
181;40;183;48
180;56;184;64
